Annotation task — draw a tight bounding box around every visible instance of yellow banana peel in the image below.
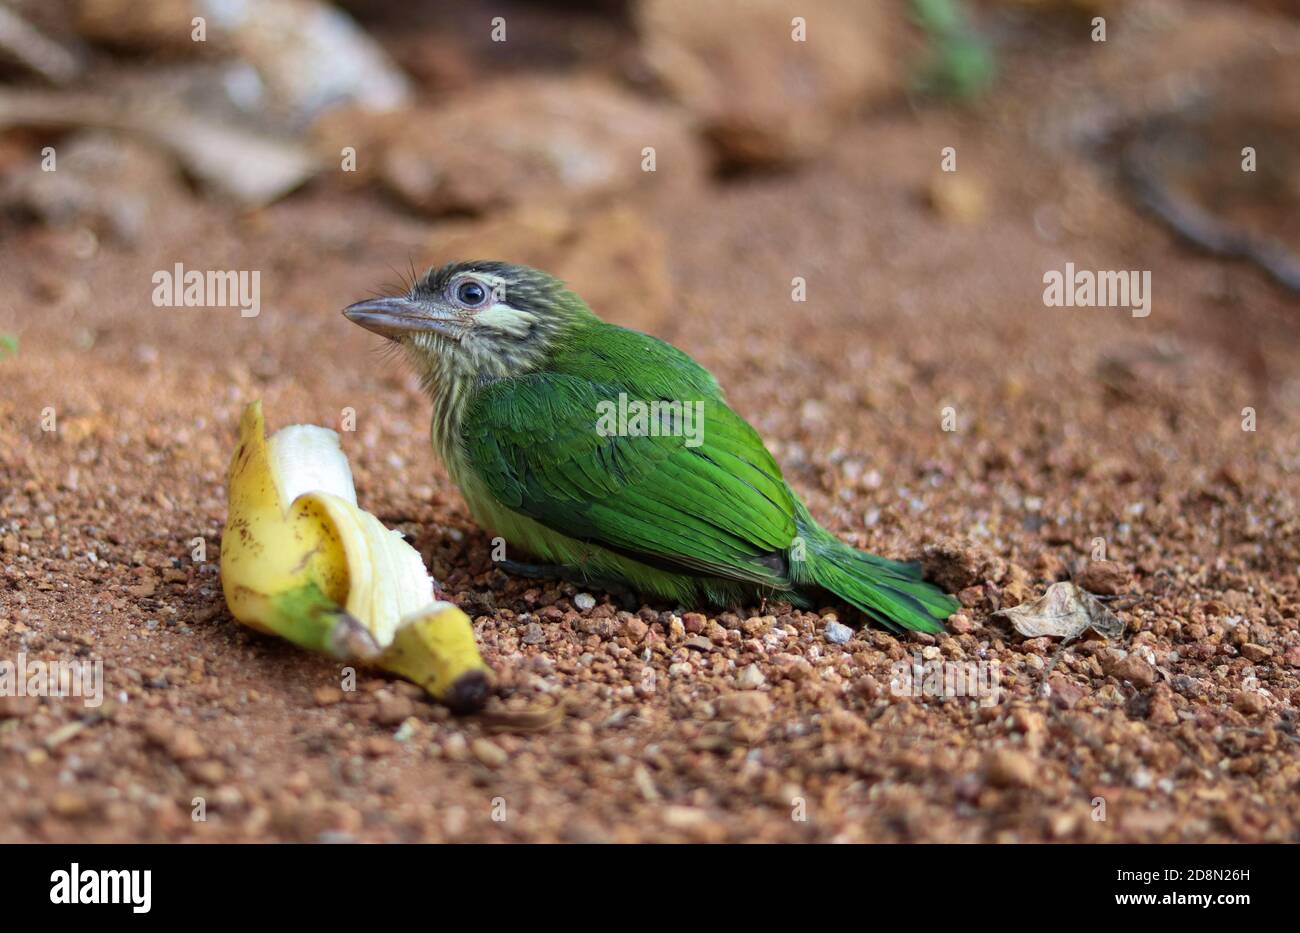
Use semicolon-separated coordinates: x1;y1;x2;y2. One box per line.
220;401;490;712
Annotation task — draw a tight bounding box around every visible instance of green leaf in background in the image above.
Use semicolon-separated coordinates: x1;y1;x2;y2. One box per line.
911;0;997;100
0;334;16;360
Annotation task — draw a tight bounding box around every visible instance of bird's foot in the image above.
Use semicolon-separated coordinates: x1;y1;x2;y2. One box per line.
497;559;569;580
496;560;640;611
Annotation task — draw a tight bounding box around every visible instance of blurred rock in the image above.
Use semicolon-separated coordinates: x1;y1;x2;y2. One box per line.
984;748;1037;788
1;130;185;243
426;204;674;328
717;691;772;719
76;0;410;125
1102;650;1157;688
310;105;406;185
920;536;1006;591
76;0;215;54
214;0;411;121
1078;559;1128;595
385;33;477;96
0;84;318;207
824;619;854;644
636;0;903;168
383;77;702;216
1046;673;1087;709
0;694;36;719
1233;690;1266;715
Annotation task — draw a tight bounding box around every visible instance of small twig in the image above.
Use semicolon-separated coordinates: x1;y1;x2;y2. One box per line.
1120;136;1300;293
0;5;82;85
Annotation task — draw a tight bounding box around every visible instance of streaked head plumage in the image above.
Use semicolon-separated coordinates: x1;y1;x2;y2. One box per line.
343;260;593;380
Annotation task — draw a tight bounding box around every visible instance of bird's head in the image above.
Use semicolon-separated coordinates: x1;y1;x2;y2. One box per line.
343;261;593;382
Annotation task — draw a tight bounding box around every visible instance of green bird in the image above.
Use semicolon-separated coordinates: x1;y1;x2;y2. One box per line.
343;262;957;633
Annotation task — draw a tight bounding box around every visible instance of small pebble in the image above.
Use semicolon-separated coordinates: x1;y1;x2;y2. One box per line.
736;663;767;690
718;691;771;718
471;737;508;768
824;620;853;644
985;749;1037;789
313;686;343;706
168;728;205;761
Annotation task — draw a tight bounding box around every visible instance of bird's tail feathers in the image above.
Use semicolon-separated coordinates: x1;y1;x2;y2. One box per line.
793;502;957;634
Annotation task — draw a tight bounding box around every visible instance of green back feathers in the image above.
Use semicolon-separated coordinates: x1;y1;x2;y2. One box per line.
458;319;957;632
464;324;797;585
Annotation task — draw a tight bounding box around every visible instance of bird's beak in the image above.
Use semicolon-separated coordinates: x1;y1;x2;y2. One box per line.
342;297;464;342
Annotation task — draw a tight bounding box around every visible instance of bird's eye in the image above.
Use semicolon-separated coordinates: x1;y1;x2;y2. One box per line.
457;280;488;307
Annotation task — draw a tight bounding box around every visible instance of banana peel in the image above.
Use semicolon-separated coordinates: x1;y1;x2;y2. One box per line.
220;401;490;713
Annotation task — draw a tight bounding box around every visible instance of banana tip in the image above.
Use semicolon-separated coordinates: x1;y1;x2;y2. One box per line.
445;669;492;715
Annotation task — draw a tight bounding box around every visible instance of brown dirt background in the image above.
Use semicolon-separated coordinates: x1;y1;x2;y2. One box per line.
1;0;1299;842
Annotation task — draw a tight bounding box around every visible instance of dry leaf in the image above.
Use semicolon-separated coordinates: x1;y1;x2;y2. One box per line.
994;581;1125;641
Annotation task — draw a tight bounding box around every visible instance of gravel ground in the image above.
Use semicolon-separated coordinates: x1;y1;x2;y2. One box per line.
2;7;1300;843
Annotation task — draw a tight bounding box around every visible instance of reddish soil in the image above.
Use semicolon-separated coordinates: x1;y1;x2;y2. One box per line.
1;1;1298;842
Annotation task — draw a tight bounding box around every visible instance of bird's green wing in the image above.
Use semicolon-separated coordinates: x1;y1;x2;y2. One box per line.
462;327;797;585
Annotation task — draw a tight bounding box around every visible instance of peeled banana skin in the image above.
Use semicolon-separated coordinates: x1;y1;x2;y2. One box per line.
220;401;491;712
380;610;492;714
255;581;381;660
